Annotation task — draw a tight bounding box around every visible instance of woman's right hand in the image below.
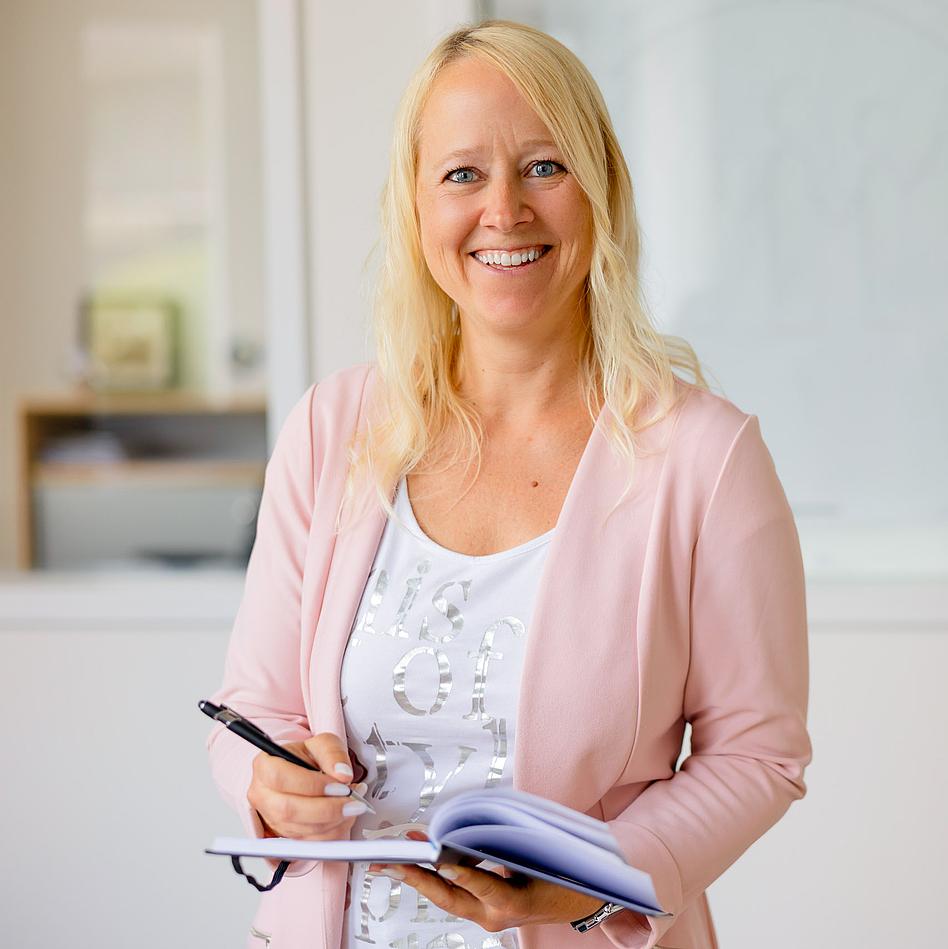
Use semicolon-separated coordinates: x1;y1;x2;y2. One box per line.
247;732;369;840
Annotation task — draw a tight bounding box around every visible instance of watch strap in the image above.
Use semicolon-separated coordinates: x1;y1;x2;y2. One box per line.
569;901;625;933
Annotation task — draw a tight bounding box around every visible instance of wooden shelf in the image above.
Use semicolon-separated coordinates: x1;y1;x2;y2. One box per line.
33;459;265;487
18;389;266;416
17;390;268;569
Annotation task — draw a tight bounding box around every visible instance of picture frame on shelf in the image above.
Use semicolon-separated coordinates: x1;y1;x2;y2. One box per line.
81;295;180;391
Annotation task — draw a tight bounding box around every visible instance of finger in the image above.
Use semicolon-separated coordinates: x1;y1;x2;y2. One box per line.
253;751;338;797
371;864;482;922
253;786;368;830
304;733;355;782
429;863;512;904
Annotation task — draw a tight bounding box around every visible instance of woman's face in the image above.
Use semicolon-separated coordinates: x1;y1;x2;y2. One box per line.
414;57;594;343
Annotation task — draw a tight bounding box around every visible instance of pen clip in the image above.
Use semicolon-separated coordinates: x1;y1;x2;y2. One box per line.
213;704;271;741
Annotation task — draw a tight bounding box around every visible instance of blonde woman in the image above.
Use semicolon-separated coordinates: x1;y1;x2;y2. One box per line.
207;20;811;949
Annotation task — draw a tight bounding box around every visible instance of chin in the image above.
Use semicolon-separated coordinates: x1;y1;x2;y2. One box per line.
467;306;547;332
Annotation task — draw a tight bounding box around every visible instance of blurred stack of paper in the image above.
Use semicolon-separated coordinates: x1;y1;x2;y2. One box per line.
39;431;127;464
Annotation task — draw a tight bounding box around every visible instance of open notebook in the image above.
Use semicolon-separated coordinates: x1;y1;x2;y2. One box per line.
207;787;669;917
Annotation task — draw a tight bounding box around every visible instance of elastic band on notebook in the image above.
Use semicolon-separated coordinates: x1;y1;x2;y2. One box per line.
230;855;290;892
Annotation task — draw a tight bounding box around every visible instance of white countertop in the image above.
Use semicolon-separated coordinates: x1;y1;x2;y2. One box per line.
0;567;945;631
0;568;246;630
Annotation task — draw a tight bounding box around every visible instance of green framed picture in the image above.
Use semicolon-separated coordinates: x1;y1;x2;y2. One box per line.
81;296;180;391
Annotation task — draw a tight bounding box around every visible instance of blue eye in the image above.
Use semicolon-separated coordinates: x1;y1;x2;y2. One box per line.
446;167;476;183
532;160;563;178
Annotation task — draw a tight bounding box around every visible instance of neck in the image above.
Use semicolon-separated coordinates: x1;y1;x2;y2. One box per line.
454;311;590;427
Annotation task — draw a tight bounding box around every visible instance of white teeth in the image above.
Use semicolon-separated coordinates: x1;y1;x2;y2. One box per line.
474;246;546;268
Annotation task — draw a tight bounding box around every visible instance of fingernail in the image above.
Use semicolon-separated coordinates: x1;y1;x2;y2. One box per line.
343;801;368;817
437;866;460;880
324;782;351;797
334;762;354;780
352;782;368;796
379;867;405;880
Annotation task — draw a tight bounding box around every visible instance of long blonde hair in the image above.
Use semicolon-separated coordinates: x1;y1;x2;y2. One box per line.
338;19;711;531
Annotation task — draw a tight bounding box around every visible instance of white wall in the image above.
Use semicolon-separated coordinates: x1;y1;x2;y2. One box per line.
301;0;484;383
708;621;948;947
258;0;482;432
0;624;253;946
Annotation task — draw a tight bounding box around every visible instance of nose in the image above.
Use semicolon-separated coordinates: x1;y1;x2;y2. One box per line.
479;174;534;232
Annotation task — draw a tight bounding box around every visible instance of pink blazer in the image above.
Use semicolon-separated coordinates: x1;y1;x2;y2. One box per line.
207;363;811;949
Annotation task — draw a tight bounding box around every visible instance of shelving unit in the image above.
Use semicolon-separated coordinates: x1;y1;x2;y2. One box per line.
18;390;268;570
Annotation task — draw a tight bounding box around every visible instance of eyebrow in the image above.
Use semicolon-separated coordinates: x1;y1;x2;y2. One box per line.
435;139;559;167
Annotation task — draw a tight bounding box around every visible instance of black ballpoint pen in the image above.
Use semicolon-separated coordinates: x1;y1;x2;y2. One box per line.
198;699;376;815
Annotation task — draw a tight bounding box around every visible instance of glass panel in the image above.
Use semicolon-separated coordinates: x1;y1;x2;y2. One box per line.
490;1;948;579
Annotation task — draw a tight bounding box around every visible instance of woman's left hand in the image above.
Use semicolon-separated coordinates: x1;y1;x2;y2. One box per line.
365;858;606;931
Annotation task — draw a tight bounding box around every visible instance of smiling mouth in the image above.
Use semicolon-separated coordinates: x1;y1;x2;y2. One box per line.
469;245;553;271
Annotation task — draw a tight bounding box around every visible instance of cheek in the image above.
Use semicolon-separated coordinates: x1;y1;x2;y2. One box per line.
418;204;465;267
559;182;593;237
429;224;474;283
563;195;594;270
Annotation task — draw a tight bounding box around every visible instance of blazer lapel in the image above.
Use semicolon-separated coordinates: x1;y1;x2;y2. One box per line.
513;404;661;814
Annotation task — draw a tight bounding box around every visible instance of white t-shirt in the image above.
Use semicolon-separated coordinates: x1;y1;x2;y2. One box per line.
339;476;555;948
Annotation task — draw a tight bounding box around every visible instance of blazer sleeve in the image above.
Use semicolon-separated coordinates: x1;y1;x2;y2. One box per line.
205;383;319;876
601;414;813;948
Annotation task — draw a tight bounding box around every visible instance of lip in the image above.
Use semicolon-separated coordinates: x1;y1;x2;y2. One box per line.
469;245;553;273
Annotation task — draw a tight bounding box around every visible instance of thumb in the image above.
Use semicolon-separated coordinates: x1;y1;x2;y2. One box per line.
304;732;355;781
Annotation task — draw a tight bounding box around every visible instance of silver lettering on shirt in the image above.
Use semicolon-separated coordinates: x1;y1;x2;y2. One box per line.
422;934;469;948
409;891;463;925
463;617;525;722
401;742;476;821
356;567;390;639
389;935;517;949
420;580;472;644
393;647;453;716
482;717;509;787
410;889;434;924
354;869;401;943
384;559;431;639
363;721;392;800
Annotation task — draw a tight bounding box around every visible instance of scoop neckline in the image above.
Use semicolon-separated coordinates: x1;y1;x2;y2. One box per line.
394;477;556;564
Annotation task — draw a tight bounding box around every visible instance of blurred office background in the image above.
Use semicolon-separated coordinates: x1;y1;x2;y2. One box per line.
0;0;945;946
